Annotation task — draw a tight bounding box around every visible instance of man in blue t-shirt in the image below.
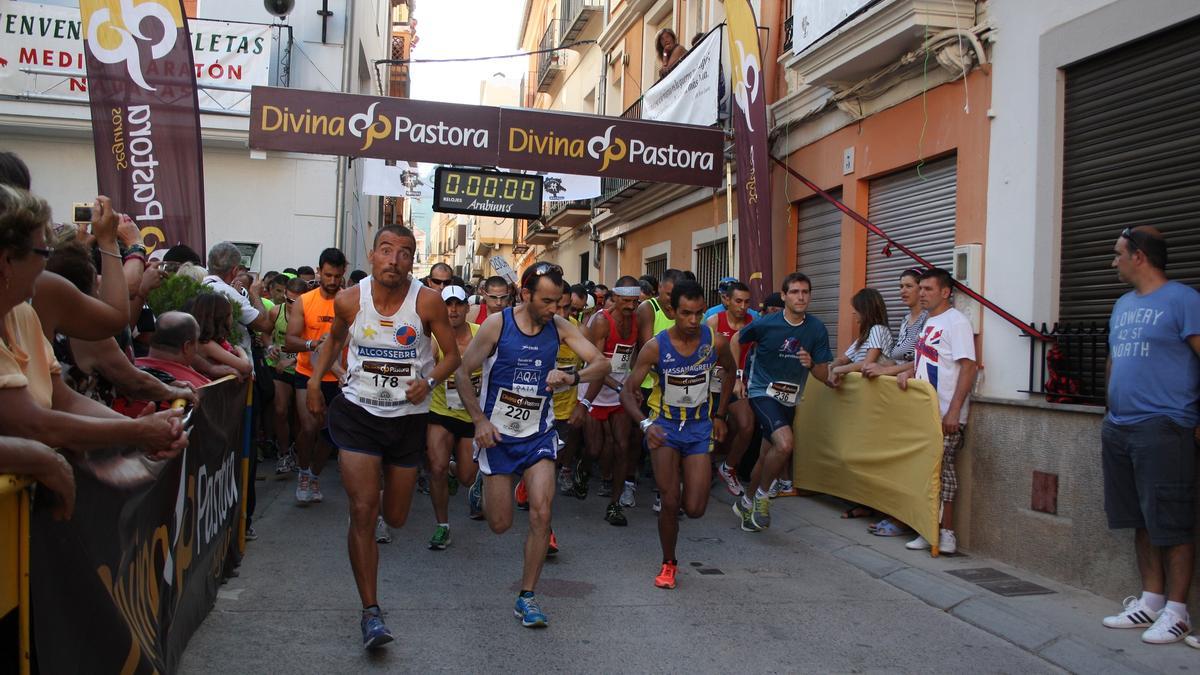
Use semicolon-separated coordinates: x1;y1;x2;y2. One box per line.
1099;226;1200;646
730;272;833;532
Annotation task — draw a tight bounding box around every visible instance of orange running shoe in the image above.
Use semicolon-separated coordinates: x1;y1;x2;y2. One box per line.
654;561;677;589
546;530;559;557
515;479;529;510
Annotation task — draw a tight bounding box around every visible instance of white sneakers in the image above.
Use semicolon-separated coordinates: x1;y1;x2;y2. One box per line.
374;516;392;544
619;480;636;508
1103;596;1161;629
1103;596;1192;644
905;529;957;554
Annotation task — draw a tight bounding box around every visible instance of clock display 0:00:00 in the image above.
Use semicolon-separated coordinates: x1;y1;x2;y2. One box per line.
442;173;538;201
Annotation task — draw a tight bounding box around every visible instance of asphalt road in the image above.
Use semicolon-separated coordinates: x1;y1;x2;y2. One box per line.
179;464;1059;674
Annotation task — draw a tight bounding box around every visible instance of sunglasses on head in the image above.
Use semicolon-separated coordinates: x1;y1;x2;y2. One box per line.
520;262;563;286
1120;228;1144;255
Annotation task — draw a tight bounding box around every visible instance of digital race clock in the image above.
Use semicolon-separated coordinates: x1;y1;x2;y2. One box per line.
433;167;544;219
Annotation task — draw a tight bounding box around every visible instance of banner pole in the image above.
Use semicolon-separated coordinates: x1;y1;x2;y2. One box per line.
18;484;30;675
726;160;736;278
239;383;253;554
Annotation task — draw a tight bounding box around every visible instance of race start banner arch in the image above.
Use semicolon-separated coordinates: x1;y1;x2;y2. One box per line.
248;86;724;188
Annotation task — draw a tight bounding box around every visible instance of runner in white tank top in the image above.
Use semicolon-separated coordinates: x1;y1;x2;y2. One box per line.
304;225;461;651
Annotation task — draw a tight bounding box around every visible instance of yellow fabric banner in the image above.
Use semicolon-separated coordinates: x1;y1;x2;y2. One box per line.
792;373;945;553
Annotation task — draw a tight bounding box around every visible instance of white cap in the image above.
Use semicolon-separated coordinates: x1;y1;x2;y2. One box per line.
441;285;468;302
148;248;168;262
585;294;595;309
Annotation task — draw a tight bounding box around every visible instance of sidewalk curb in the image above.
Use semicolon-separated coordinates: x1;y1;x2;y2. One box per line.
780;504;1159;674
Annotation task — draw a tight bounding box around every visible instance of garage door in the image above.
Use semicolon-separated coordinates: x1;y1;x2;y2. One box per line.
796;190;843;348
866;156;957;332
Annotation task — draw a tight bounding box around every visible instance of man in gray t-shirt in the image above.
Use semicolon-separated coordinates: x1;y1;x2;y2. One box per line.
201;241;273;357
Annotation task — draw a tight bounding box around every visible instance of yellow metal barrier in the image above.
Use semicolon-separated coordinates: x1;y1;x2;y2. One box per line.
1;474;32;675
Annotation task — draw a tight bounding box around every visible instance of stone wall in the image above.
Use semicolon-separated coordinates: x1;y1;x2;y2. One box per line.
959;399;1199;604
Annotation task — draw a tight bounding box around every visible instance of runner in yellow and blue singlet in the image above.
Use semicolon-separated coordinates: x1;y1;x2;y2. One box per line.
623;280;737;591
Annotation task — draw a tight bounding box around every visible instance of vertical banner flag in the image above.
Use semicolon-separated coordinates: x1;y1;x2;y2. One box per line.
80;0;207;254
726;0;774;305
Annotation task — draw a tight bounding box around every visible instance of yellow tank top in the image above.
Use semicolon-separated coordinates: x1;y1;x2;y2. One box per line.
430;323;480;422
640;297;675;389
553;316;583;420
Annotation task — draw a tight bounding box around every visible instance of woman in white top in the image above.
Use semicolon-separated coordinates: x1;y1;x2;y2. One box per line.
827;288;893;388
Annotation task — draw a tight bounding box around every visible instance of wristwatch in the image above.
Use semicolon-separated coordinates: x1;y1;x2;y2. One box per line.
580;398;594;411
639;417;654;432
571;370;581;386
426;377;437;390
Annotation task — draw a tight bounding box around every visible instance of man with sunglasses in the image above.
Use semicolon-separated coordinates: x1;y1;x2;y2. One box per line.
424;262;453;291
1099;226;1200;646
469;275;512;324
455;262;609;628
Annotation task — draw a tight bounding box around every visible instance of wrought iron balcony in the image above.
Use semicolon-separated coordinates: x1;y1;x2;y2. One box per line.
537;20;564;93
559;0;602;45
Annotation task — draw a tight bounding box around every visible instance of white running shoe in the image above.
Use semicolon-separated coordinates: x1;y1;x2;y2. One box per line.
619;480;636;508
1184;634;1200;649
1103;596;1161;629
295;472;312;504
939;529;958;554
652;494;662;513
309;476;323;503
1142;606;1190;644
375;516;392;544
767;480;779;499
905;534;930;550
717;462;744;497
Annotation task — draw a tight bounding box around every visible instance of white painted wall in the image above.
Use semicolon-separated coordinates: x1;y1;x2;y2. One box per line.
979;0;1198;399
1;133;337;272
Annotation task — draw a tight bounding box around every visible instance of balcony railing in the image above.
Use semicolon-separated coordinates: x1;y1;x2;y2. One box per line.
537;20;564;93
559;0;603;45
1020;322;1109;406
597;99;647;203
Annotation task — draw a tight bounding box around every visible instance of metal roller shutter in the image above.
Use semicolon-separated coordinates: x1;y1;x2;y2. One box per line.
866;156;957;332
796;190;843;347
1061;18;1200;323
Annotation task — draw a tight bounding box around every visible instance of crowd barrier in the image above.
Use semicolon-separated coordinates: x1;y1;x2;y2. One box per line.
1;474;32;675
793;373;945;553
0;376;250;674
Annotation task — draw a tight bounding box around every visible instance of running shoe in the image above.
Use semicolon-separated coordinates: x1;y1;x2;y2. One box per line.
448;469;459;496
428;524;451;550
514;593;548;628
733;499;760;532
750;495;771;529
1103;596;1161;629
546;530;559;557
620;480;636;508
598;478;613;498
244;526;258;541
375;516;392;544
515;479;529;511
1143;606;1191;644
295;472;312;504
468;473;485;520
605;503;627;526
361;607;395;649
557;467;574;496
417;472;430;495
775;479;799;497
571;459;589;499
717;461;744;497
275;447;296;475
309;476;323;503
905;534;931;550
652;494;662;513
654;561;678;589
766;480;779;499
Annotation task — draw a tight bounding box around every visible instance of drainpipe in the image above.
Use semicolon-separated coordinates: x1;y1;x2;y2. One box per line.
333;0;356;252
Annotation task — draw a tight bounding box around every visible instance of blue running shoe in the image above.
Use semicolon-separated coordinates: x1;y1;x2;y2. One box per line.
514;593;548;628
361;607;394;649
468;472;484;520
